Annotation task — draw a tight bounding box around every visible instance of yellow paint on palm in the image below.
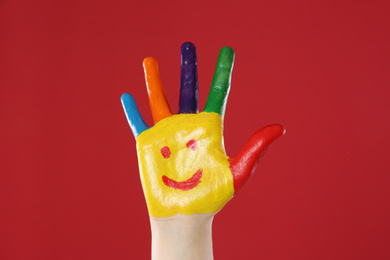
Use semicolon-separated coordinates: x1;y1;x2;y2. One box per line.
136;112;234;217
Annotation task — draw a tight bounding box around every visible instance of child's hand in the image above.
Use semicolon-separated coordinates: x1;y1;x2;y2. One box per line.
121;43;285;218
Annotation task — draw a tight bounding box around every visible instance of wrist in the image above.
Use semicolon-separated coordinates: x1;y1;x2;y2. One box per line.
150;213;215;260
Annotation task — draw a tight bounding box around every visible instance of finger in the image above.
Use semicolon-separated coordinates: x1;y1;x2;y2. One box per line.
229;124;285;194
143;57;172;124
121;93;149;138
179;42;199;114
204;47;235;119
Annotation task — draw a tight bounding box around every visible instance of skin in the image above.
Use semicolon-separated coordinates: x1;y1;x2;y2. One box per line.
121;42;285;259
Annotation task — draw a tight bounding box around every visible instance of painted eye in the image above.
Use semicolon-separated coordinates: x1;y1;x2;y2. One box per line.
161;146;171;159
186;140;198;151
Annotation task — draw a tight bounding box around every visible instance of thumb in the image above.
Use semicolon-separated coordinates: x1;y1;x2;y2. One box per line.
229;124;286;194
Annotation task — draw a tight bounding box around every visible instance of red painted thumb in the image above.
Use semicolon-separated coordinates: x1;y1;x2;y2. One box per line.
229;124;285;194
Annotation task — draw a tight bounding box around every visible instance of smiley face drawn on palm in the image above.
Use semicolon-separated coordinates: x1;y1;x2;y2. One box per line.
121;43;285;218
136;112;233;217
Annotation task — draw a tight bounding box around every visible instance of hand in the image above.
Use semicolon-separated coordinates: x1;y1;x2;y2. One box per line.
121;42;285;218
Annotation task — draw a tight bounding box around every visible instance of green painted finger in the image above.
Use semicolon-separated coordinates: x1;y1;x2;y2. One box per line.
204;47;235;118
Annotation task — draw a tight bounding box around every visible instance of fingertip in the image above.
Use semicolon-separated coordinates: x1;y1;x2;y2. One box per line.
221;46;234;53
282;126;287;135
121;93;134;104
270;124;286;136
260;124;286;143
143;57;157;69
181;42;197;64
121;93;137;118
181;42;196;52
219;46;235;66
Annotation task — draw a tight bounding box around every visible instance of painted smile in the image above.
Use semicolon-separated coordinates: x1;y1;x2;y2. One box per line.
162;169;203;191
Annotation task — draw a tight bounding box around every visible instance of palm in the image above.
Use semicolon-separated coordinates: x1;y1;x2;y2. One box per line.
121;43;285;218
137;112;233;217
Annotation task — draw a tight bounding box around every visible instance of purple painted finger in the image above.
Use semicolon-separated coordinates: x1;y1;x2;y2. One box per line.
179;42;199;114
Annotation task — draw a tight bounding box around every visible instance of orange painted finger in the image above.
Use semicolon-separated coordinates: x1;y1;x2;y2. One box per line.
143;57;172;124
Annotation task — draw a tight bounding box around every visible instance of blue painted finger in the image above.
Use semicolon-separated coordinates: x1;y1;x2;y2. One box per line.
179;42;199;114
121;93;149;138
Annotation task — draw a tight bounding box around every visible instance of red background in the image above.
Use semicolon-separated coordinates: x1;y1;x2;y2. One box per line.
1;0;390;259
